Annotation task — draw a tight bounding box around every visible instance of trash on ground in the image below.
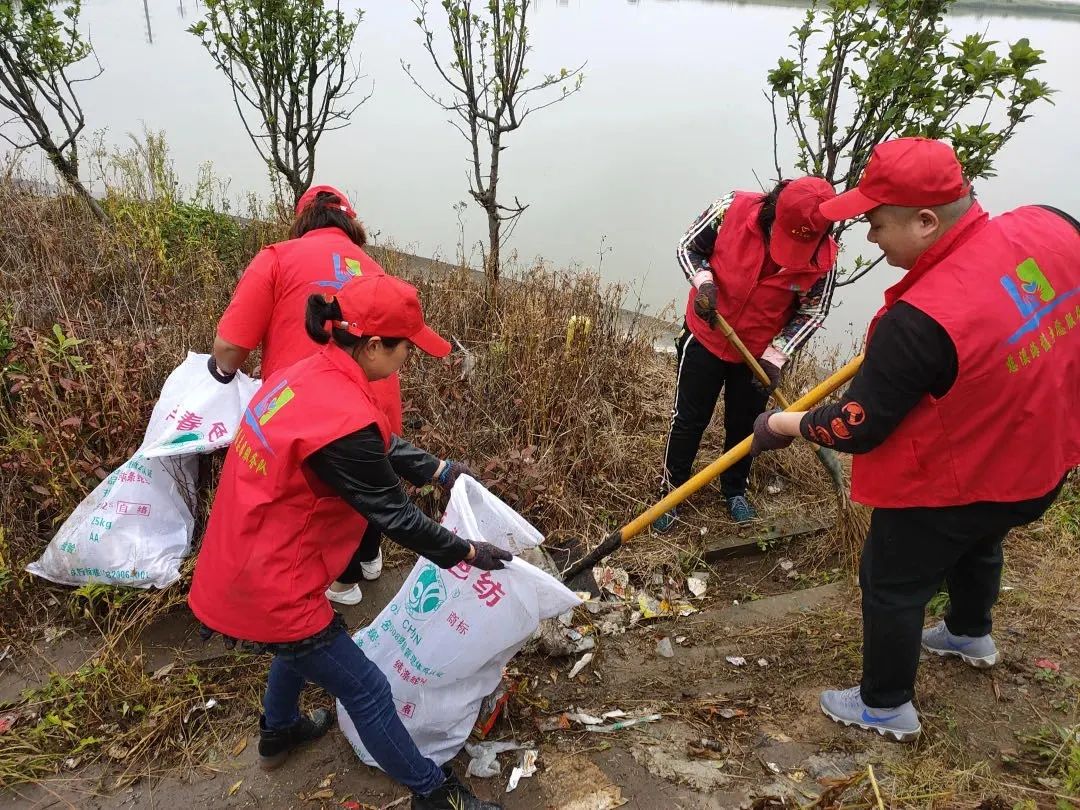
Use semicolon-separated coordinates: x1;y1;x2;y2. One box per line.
716;707;747;720
1035;658;1061;672
465;740;523;778
779;559;795;572
676;635;688;644
568;711;605;726
602;709;627;719
568;652;594;679
726;656;746;667
655;637;675;658
585;713;663;733
687;575;708;598
757;658;768;668
474;675;518;739
537;713;571;732
637;591;697;620
506;748;538;792
593;566;630;598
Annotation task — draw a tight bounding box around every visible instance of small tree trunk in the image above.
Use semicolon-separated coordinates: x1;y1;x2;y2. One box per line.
50;151;106;224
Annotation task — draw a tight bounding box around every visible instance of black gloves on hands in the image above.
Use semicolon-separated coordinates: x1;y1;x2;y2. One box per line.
750;359;782;394
437;460;473;489
750;408;795;455
467;541;513;571
207;355;236;385
692;281;719;326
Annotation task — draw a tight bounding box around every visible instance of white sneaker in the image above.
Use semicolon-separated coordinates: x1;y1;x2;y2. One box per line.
360;550;383;581
325;583;362;605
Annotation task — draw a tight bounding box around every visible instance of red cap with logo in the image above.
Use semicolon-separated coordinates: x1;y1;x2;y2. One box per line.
819;137;970;222
296;184;357;219
329;274;451;358
769;176;839;270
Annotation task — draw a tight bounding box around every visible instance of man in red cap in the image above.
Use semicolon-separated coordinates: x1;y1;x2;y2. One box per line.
751;137;1080;741
657;177;838;530
209;185;469;605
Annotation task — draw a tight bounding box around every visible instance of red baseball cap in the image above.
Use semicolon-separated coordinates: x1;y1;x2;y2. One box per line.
296;184;357;219
330;274;451;358
819;137;970;221
769;177;839;270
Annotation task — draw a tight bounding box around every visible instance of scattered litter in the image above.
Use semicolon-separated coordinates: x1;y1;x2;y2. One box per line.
675;636;687;644
465;740;523;778
569;711;605;726
699;526;708;536
628;611;643;626
786;569;799;580
602;709;627;719
779;559;795;572
231;737;248;757
568;652;594;679
451;336;477;381
42;626;69;644
0;713;16;734
636;591;697;620
558;610;574;627
586;713;663;733
475;675;518;738
227;779;244;797
766;479;784;495
757;658;768;668
1002;585;1016;592
726;656;746;667
204;698;219;710
687;576;707;598
593;566;630;598
597;619;625;637
0;645;11;663
151;663;175;681
716;707;747;720
506;749;538;792
656;637;675;658
316;773;335;789
538;713;571;731
765;761;781;774
64;757;81;770
1035;659;1061;672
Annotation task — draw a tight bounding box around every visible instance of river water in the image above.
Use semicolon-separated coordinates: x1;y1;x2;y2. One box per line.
10;0;1080;348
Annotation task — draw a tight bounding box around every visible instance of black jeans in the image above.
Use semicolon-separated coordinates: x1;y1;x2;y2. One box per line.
860;479;1065;707
662;326;769;499
336;523;383;584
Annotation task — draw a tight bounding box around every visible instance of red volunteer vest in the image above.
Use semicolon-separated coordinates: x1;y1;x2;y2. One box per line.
188;343;391;642
233;227;403;434
852;204;1080;508
685;192;833;361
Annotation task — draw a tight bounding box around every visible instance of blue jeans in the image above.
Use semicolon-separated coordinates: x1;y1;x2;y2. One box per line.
263;626;445;796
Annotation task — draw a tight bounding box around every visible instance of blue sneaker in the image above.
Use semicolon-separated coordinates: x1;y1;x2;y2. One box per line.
654;508;678;533
820;686;921;742
726;495;757;524
921;620;999;669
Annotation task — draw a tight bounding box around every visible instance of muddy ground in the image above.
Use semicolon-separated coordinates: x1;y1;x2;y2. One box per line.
2;514;1078;810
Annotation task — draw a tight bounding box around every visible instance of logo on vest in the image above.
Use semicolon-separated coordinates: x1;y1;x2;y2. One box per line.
1000;258;1080;374
242;379;295;457
312;253;364;291
406;563;448;620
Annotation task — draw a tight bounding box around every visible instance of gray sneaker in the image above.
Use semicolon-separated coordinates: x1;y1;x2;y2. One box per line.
921;620;999;668
819;686;921;742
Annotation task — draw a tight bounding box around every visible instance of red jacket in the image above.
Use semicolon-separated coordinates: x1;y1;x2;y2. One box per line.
685;192;834;361
852;203;1080;507
216;227;403;434
189;344;390;642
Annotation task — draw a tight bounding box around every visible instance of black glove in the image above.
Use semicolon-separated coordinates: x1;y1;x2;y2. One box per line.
750;408;795;456
692;281;719;326
437;460;473;489
750;359;782;394
207;355;236;385
467;541;513;571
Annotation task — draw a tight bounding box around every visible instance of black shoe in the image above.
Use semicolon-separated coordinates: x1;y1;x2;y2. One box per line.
258;709;332;770
412;766;502;809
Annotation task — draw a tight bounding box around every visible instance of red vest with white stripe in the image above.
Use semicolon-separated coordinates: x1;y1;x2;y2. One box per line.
189;343;390;642
684;192;833;361
852;204;1080;508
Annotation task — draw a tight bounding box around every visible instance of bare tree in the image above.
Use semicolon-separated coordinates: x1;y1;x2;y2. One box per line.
0;0;105;222
189;0;370;208
406;0;584;293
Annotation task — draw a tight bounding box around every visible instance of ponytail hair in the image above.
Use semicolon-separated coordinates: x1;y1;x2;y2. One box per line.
757;179;791;244
291;191;368;247
304;294;408;351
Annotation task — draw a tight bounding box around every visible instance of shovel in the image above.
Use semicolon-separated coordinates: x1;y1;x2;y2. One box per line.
708;309;849;505
561;354;864;589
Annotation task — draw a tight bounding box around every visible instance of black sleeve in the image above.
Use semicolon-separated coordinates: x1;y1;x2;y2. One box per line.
387;435;441;486
798;302;958;454
306;427;471;568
